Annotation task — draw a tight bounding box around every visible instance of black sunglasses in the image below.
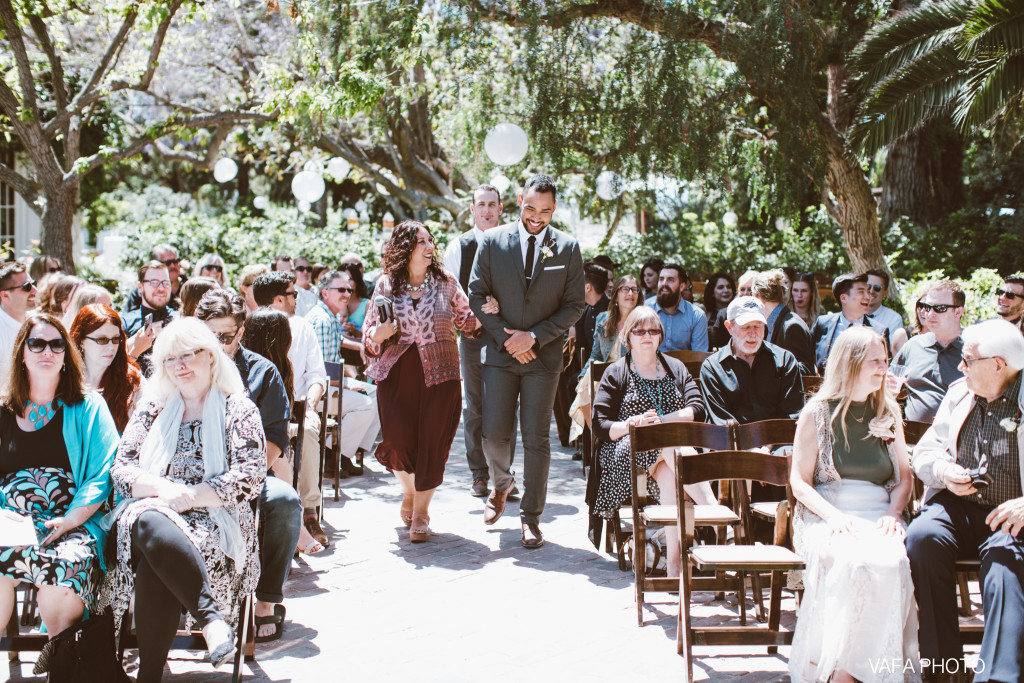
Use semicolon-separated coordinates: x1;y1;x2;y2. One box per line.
867;284;885;293
26;337;67;353
85;336;120;346
160;258;180;267
996;288;1023;301
202;264;223;273
324;286;354;293
1;279;35;293
294;265;312;273
214;329;241;345
917;302;955;314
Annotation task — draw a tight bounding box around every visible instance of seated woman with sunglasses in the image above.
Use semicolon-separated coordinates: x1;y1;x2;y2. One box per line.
591;306;716;576
569;275;640;441
194;253;234;293
98;319;265;680
69;304;142;433
0;314;118;639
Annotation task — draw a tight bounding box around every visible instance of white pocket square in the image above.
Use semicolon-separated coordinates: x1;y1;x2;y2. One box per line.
543;265;565;271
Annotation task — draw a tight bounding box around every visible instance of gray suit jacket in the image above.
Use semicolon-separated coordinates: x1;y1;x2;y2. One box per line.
468;220;585;373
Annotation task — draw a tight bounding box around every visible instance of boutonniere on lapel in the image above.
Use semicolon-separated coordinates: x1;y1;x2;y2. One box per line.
538;237;555;263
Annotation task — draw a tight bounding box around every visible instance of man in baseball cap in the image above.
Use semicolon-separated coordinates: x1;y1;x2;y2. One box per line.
699;296;805;425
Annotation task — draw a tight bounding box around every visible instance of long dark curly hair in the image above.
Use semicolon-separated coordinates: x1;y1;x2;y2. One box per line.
380;220;447;297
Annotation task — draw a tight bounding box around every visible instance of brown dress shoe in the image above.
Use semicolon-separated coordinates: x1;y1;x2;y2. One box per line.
471;478;490;497
304;514;329;547
483;478;514;525
521;522;544;548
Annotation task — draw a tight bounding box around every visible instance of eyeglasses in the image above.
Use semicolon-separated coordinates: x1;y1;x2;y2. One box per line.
996;288;1023;300
143;279;172;289
962;356;997;367
867;284;884;293
163;349;203;369
629;328;662;337
214;329;241;345
160;258;180;267
202;265;223;273
324;286;354;294
282;290;299;299
85;336;120;346
26;337;67;354
293;265;312;273
917;302;955;314
1;279;35;293
619;287;640;294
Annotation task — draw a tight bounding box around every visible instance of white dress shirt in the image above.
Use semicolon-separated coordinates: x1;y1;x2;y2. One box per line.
443;226;486;283
295;287;318;318
869;305;904;338
288;315;328;401
0;306;21;384
516;220;548;276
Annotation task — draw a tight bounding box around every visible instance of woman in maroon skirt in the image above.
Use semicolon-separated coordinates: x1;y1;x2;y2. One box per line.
363;220;490;542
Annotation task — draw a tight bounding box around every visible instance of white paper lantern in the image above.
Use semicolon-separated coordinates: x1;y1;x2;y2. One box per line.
354;200;368;213
253;195;269;210
327;157;351;180
490;173;512;195
722;211;739;228
595;170;624;201
484;123;529;166
213;158;238;183
291;171;326;203
298;200;311;213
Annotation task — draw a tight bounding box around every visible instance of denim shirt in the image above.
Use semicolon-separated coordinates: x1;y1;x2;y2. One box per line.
644;296;709;352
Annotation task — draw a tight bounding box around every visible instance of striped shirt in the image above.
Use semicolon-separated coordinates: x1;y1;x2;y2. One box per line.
957;372;1023;507
305;300;343;365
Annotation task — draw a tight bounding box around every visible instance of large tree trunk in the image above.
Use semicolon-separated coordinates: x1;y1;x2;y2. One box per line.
823;63;892;281
40;181;80;273
879;120;964;230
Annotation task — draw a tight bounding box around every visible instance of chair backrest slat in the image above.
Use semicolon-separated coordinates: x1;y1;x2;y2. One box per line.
903;420;931;447
630;421;732;453
733;419;798;450
665;349;713;364
675;449;790;487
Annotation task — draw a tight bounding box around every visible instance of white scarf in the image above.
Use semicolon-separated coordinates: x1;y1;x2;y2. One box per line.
138;387;246;574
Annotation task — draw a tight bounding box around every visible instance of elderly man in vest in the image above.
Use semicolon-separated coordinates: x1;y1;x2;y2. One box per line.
907;319;1024;683
444;184;515;498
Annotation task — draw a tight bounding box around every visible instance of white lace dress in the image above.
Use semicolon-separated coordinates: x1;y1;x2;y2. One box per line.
788;400;921;683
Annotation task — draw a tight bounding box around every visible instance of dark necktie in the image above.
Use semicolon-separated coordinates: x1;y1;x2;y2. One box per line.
524;235;536;280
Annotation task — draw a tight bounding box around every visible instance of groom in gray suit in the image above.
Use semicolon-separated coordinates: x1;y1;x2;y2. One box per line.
468;174;585;548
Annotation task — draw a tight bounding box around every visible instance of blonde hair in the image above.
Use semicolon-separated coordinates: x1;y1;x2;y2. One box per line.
621;306;662;353
811;325;900;448
146;317;244;404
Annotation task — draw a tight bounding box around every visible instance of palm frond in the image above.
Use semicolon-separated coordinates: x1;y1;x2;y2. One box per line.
961;12;1024;58
955;52;1024;128
852;0;972;75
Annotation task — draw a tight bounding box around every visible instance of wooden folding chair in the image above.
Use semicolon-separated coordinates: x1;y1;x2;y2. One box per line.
321;361;345;502
628;421;740;626
587;360;632;567
732;419;799;620
674;449;805;681
665;349;713;364
801;375;822;398
290;400;307;494
0;586;48;662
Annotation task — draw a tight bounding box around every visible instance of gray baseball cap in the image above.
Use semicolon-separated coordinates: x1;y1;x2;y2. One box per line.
727;296;767;326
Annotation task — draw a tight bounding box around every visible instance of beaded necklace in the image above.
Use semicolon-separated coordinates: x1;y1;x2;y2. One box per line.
25;399;57;430
631;358;667;416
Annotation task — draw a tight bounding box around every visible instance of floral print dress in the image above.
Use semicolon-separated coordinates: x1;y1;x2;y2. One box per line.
97;395;266;630
0;408;100;606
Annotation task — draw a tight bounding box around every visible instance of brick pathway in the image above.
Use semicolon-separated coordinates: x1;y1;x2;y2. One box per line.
4;425;822;682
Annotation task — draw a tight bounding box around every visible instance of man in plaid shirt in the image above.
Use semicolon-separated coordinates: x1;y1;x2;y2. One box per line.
907;319;1024;683
306;270;379;478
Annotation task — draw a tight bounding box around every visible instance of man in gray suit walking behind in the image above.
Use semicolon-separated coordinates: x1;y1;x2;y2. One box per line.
469;174;585;548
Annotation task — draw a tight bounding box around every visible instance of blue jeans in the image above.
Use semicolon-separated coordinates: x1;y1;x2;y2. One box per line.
256;476;302;604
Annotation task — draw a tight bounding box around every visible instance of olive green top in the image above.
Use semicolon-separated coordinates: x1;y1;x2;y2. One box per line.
829;399;894;486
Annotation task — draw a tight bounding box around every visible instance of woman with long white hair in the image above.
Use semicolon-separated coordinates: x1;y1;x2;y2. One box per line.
788;325;918;682
97;318;265;680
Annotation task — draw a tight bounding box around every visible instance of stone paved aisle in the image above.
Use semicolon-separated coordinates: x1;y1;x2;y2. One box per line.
7;426;803;682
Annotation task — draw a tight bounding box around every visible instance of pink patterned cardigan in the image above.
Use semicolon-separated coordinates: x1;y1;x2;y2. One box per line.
363;272;480;386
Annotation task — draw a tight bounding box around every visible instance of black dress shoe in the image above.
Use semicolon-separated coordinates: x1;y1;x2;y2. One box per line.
471;478;490;497
339;456;363;476
521;522;544;549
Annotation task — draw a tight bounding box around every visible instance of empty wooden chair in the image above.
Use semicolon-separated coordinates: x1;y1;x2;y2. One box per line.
674;449;805;681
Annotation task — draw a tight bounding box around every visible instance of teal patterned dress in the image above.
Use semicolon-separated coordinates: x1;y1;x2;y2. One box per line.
0;407;99;604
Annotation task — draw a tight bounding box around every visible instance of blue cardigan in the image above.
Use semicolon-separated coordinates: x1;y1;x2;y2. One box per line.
61;392;119;570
